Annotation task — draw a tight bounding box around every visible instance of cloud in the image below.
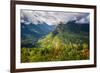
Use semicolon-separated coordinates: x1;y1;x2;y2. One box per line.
75;14;90;24
21;10;89;25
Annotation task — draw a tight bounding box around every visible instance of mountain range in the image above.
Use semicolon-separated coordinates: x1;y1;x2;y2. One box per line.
21;19;89;48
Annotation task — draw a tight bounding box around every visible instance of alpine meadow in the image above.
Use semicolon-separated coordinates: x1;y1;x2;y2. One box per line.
21;10;90;63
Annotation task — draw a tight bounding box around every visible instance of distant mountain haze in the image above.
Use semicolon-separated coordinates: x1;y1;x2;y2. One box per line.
21;22;56;47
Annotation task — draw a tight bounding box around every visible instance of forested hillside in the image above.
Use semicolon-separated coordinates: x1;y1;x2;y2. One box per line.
21;20;89;62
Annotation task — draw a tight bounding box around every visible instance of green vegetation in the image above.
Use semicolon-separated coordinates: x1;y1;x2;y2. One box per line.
21;32;89;63
21;21;89;63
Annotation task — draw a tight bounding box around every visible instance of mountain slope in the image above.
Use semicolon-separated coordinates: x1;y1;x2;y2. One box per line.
21;20;90;62
52;20;89;35
37;20;89;49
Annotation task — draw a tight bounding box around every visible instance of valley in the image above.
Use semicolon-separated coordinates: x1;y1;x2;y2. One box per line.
21;20;89;62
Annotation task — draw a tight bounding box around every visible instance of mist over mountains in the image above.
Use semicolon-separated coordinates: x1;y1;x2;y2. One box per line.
21;10;89;48
21;10;89;25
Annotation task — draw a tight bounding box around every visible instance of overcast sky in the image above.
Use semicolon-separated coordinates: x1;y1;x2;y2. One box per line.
21;9;89;25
